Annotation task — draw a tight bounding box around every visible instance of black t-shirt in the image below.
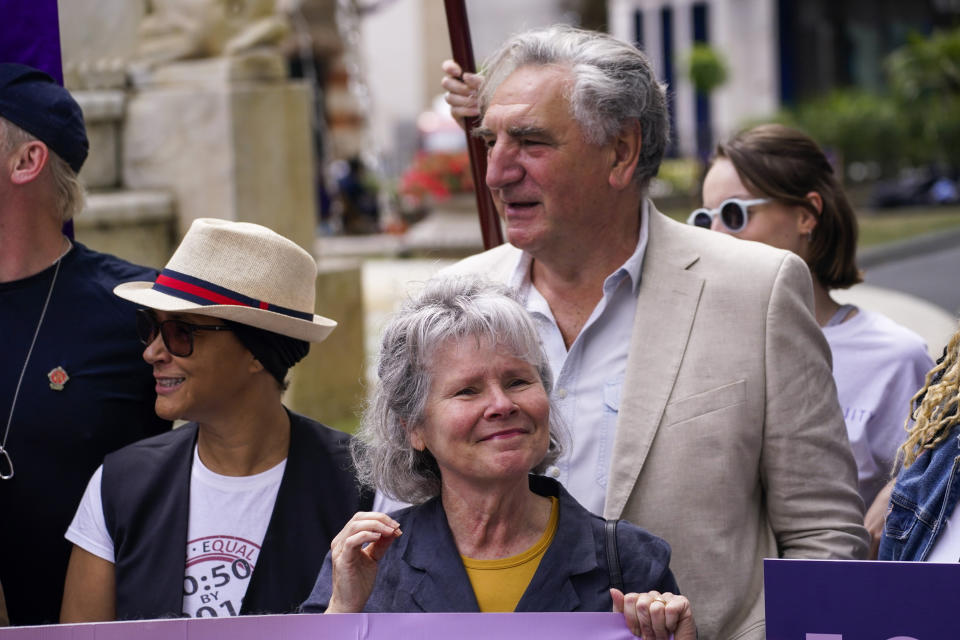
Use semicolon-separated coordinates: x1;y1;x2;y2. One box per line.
0;242;170;625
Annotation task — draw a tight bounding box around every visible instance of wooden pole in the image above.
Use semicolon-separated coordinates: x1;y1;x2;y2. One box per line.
442;0;503;249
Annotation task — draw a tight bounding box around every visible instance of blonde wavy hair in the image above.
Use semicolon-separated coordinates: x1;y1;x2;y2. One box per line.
897;328;960;469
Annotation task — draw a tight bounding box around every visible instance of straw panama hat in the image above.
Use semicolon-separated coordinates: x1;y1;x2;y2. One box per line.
114;218;337;343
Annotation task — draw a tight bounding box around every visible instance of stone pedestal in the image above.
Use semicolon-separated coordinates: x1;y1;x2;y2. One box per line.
73;89;178;268
286;259;366;430
122;61;316;250
76;90;125;189
75;191;176;270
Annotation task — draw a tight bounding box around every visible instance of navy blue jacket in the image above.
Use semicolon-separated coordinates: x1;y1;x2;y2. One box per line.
102;409;370;619
301;475;678;612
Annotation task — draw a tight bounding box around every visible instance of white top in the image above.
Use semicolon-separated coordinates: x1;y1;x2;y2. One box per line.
376;203;650;516
823;308;933;506
66;446;286;618
65;466;118;563
926;502;960;562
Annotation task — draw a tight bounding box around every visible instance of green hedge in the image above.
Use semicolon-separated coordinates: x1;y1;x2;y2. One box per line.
773;26;960;178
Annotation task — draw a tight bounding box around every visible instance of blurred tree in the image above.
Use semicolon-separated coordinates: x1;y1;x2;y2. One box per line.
782;89;906;176
885;28;960;100
686;44;728;164
687;43;728;95
777;25;960;180
885;27;960;170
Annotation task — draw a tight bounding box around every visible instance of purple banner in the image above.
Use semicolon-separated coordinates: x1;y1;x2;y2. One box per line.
0;0;63;83
765;558;959;639
0;613;636;639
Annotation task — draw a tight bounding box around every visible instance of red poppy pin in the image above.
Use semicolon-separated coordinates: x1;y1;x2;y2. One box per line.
47;366;69;391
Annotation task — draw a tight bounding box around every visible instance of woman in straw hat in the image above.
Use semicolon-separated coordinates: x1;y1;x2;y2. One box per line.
60;218;370;621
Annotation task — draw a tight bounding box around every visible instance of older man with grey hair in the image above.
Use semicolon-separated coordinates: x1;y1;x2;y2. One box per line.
433;25;869;639
0;63;168;626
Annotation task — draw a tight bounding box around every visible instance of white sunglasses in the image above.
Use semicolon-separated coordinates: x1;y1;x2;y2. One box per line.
687;198;771;233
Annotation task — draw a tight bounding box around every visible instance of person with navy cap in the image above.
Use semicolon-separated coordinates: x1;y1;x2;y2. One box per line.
0;63;169;626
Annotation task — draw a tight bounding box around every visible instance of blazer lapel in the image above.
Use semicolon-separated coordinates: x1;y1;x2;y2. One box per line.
403;499;480;612
604;209;703;519
516;483;596;611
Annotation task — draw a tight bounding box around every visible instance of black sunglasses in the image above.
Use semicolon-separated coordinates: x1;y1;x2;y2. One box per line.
135;309;233;357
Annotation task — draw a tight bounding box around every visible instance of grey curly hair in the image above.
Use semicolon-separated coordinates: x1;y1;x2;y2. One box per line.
352;276;566;504
476;24;670;192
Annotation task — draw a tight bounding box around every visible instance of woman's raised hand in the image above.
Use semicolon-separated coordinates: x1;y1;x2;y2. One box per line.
325;512;402;613
611;589;697;640
441;59;482;127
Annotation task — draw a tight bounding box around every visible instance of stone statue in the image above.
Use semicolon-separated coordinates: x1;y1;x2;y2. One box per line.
133;0;291;69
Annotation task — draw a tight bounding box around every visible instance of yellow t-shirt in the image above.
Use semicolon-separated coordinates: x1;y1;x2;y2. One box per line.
461;496;560;612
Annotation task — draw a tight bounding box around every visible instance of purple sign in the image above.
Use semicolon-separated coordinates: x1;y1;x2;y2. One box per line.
0;612;636;639
0;0;63;83
765;558;959;639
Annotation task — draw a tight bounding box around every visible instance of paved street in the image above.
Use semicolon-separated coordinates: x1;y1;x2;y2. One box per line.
864;243;960;316
837;240;960;356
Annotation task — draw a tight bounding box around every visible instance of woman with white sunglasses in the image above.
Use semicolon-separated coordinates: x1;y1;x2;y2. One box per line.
691;124;933;556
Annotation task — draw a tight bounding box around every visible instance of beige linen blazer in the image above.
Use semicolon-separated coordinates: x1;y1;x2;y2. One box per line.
445;204;869;640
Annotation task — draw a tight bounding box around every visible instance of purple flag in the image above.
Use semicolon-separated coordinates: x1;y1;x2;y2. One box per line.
0;0;63;83
0;0;74;237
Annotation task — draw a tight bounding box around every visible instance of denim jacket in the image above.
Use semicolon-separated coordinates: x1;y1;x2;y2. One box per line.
879;427;960;561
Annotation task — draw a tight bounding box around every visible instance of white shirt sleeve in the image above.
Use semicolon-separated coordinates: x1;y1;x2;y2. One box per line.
64;465;115;563
372;490;411;515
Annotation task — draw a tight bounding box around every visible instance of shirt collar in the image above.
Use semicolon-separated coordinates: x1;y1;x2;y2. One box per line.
618;198;650;295
509;199;650;298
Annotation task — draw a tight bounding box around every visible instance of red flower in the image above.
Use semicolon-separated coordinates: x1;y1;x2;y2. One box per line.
399;151;474;204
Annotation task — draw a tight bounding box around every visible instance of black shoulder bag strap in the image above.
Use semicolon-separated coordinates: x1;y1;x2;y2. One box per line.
605;519;624;592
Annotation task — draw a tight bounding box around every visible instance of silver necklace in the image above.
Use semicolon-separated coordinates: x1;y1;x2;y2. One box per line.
0;237;72;480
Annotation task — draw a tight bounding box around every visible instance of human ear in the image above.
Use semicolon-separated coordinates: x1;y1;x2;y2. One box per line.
407;424;426;452
9;141;49;185
798;191;822;235
608;120;642;191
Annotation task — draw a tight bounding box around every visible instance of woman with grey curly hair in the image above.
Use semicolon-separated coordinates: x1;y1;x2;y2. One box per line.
353;276;565;504
303;277;696;640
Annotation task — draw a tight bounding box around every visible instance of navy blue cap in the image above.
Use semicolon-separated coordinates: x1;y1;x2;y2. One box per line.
0;63;88;174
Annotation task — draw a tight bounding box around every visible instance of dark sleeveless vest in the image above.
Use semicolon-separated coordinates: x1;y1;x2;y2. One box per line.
101;409;371;620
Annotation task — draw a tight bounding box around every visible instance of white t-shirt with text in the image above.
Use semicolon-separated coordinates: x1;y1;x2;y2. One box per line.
66;446;286;618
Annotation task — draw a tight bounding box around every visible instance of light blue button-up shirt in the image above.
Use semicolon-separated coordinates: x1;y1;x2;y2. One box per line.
507;202;649;515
